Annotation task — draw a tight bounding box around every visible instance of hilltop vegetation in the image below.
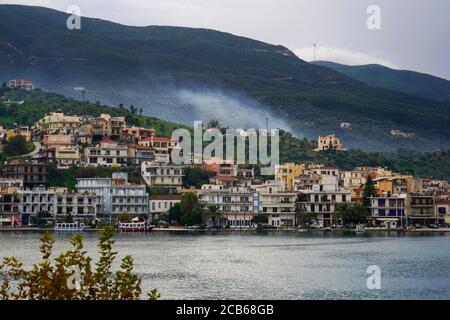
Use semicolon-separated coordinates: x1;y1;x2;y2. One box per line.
314;61;450;103
1;88;449;181
0;87;188;137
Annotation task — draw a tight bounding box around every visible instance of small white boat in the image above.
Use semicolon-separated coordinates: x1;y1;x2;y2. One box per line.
323;227;333;232
355;224;366;233
118;221;155;233
54;222;86;232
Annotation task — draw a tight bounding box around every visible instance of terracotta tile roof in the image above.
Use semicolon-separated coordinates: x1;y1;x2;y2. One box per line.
141;136;176;142
150;195;181;201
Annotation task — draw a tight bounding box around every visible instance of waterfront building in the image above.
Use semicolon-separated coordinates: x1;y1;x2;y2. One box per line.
368;194;407;228
275;163;305;192
314;134;345;152
198;187;257;228
18;187;100;225
75;172;149;220
296;173;352;227
252;180;297;227
141;161;184;192
149;195;181;221
435;199;450;225
0;178;23;227
406;192;438;225
84;139;128;167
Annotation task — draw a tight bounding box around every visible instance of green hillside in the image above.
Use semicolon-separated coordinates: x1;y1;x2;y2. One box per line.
0;5;449;152
314;61;450;103
0;87;186;137
1;88;449;181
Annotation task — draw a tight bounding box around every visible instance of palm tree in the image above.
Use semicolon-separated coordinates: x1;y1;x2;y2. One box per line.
334;203;351;226
204;205;220;227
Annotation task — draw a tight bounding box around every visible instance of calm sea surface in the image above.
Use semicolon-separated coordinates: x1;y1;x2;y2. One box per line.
1;231;449;300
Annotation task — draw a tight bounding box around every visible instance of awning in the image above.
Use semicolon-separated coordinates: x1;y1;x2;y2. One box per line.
375;218;399;221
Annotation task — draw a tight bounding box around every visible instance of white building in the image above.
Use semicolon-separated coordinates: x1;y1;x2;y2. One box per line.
149;195;181;220
141;161;184;192
198;187;258;228
198;181;297;228
75;172;149;220
296;173;352;227
18;187;100;225
252;180;297;227
84;139;128;167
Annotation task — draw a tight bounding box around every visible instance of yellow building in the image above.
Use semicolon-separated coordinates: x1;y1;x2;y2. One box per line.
43;134;74;148
275;163;305;192
5;126;32;142
36;112;81;132
314;134;345;152
54;146;81;169
92;114;126;139
375;175;416;196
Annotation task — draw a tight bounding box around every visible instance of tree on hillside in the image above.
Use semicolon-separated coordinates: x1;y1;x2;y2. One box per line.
363;176;377;208
180;193;198;215
207;119;220;129
4;136;28;157
183;167;215;188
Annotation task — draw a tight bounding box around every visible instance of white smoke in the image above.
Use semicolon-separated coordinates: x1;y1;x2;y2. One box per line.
174;88;296;133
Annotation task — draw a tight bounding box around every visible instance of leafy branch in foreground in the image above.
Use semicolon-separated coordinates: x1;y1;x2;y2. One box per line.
0;226;159;300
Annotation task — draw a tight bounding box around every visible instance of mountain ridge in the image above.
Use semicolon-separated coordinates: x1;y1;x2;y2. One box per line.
313;60;450;103
1;4;449;152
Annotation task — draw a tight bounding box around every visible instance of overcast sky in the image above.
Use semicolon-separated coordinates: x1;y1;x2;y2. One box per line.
2;0;450;79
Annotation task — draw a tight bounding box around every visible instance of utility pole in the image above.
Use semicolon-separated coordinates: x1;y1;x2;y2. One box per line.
74;86;86;103
312;43;317;62
265;117;269;134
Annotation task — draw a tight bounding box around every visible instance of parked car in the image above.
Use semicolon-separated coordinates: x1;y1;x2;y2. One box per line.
414;224;422;229
428;224;439;229
187;225;202;230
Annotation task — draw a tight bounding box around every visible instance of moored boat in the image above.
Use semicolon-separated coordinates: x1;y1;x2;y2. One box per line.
54;222;86;232
118;221;155;232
